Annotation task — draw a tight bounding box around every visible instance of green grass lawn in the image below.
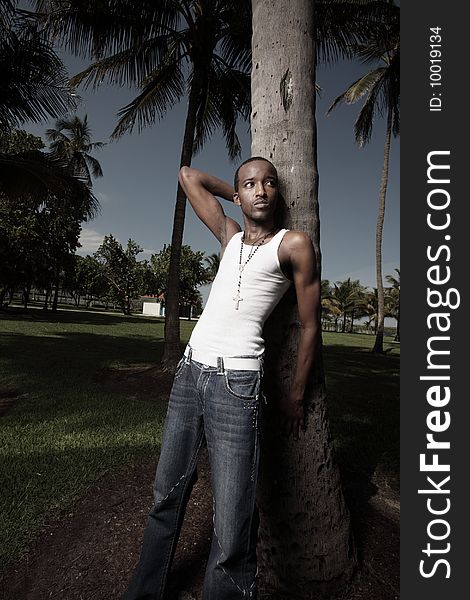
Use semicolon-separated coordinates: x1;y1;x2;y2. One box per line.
0;308;399;569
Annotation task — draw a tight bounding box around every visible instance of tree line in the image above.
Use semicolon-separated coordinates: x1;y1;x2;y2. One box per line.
321;271;400;340
1;220;219;317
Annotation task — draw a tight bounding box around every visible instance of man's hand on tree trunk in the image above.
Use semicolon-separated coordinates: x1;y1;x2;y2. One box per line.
278;392;305;440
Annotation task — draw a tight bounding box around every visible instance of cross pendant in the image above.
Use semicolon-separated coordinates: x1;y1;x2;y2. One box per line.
233;293;243;310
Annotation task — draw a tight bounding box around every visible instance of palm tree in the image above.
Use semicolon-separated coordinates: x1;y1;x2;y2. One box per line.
37;0;251;369
385;267;400;341
250;0;368;594
329;277;366;332
327;1;399;353
251;1;397;594
204;252;220;283
320;279;340;330
361;287;378;333
46;115;104;185
44;114;104;311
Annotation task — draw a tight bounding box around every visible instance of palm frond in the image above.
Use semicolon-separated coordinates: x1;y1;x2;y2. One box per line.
84;153;103;179
315;0;398;64
0;14;76;133
327;68;384;114
112;59;186;137
192;59;249;161
69;30;188;90
35;0;180;60
218;1;252;72
0;150;99;219
354;73;385;145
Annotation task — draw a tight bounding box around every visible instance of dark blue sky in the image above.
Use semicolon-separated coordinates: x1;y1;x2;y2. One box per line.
27;52;399;295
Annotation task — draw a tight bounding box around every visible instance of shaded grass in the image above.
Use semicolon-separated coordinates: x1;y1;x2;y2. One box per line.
0;308;399;570
0;308;195;568
322;332;400;499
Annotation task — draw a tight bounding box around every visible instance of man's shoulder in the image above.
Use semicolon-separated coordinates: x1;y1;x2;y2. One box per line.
278;230;315;274
280;230;313;251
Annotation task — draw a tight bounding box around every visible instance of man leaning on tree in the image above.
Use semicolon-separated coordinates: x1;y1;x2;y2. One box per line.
122;156;320;600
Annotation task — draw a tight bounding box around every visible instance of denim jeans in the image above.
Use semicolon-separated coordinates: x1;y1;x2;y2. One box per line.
122;353;263;600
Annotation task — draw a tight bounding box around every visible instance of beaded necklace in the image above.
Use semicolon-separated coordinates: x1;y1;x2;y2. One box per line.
233;229;276;310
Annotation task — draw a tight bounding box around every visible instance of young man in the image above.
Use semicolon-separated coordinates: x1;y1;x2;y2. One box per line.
123;157;320;600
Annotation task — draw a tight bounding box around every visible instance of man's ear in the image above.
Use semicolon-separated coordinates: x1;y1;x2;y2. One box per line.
233;192;240;206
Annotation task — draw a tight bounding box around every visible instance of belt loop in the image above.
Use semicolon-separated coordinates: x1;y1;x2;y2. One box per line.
185;345;192;364
217;356;224;374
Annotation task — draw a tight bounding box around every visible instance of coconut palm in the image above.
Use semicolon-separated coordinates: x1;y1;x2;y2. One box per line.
327;1;399;353
250;0;390;591
36;0;251;368
251;1;398;592
46;114;104;185
204;252;220;283
362;288;378;332
329;277;367;332
320;279;339;329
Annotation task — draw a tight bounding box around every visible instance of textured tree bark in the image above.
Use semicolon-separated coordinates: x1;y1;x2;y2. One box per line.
372;108;392;354
251;0;356;596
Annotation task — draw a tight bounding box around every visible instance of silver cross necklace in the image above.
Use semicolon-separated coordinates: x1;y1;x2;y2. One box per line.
233;229;276;310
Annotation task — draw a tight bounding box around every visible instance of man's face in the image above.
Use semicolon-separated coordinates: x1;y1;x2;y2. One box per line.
233;160;279;222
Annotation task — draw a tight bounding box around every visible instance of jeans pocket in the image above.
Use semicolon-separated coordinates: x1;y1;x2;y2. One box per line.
224;370;260;400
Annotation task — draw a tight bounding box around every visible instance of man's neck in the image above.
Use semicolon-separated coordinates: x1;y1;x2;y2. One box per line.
242;220;277;244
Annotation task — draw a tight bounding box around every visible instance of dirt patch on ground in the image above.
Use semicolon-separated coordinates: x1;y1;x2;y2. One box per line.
1;453;213;600
0;387;28;417
94;365;175;403
1;368;399;600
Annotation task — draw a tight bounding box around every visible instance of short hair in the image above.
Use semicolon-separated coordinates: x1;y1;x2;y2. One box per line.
233;156;278;191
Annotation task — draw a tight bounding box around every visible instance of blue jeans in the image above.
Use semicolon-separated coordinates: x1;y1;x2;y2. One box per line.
122;353;263;600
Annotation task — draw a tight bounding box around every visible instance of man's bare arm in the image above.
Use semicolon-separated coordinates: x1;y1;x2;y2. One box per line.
179;167;241;246
279;231;321;438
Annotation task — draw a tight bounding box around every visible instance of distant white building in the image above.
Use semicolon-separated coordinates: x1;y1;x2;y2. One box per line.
142;295;165;317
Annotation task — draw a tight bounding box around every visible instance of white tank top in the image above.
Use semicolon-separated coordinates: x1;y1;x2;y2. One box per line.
189;228;291;357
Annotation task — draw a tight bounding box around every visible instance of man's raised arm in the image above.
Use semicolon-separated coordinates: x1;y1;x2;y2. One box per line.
178;167;241;246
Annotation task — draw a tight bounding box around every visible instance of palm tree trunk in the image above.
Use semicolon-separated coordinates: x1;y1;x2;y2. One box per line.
43;288;50;310
162;75;201;370
23;272;32;309
0;288;6;309
350;307;355;333
372;108;392;354
252;1;355;595
395;301;400;342
52;271;60;312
